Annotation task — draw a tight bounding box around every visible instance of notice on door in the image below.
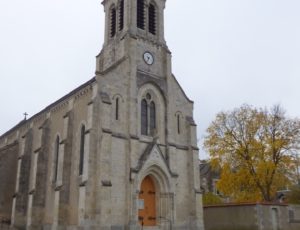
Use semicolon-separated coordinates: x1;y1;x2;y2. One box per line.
138;199;144;209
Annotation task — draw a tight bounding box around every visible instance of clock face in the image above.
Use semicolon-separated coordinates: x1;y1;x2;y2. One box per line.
143;52;154;65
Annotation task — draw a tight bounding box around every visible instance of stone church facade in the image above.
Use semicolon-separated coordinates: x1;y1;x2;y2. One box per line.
0;0;204;229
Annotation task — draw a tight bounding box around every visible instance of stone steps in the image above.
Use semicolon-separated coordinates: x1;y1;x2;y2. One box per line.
142;227;160;230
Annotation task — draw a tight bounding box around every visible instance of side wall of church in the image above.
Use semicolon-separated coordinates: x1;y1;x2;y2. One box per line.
0;81;96;229
0;142;18;223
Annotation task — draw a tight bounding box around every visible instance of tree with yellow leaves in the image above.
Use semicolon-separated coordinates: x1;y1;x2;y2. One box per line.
204;105;300;202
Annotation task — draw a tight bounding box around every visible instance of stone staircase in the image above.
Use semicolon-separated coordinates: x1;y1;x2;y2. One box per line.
142;227;160;230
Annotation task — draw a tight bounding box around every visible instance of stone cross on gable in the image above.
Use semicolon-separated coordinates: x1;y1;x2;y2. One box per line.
23;112;28;120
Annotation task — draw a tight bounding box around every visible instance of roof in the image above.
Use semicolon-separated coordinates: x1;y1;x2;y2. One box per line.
0;77;96;139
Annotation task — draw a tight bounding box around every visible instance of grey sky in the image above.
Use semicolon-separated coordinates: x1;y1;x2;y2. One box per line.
1;0;300;159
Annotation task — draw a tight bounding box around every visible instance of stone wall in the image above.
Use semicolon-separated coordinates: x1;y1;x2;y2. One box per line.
0;141;18;222
204;203;300;230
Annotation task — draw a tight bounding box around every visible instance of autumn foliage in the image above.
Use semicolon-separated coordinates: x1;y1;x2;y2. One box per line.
204;105;300;202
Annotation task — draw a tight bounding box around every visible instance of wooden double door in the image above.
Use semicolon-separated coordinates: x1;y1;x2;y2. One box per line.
138;176;157;226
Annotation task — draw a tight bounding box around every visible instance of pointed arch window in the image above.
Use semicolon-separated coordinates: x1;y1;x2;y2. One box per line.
115;98;119;120
137;0;145;30
79;125;85;176
119;0;124;31
110;7;117;37
148;3;156;35
177;114;180;134
141;99;148;135
141;94;156;136
54;136;60;182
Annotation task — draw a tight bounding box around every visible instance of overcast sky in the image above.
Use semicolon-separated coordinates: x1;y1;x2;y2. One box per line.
1;0;300;158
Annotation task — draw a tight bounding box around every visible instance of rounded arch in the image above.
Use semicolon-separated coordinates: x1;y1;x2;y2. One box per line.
139;80;167;102
112;93;124;102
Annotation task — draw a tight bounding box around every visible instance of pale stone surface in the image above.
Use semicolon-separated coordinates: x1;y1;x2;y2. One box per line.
0;0;204;229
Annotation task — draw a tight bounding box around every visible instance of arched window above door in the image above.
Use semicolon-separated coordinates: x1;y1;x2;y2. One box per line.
150;101;156;132
141;93;156;136
141;99;148;135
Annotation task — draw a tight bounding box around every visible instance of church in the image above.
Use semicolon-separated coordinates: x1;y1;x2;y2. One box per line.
0;0;204;229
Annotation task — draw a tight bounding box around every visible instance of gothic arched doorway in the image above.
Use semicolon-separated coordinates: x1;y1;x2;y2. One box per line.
138;175;156;226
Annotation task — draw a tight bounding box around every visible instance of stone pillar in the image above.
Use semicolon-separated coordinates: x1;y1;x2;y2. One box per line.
30;119;51;228
51;113;69;229
58;110;74;227
12;129;33;229
96;91;113;229
128;138;140;230
128;188;139;230
26;125;42;229
186;118;204;230
79;98;96;225
167;145;177;177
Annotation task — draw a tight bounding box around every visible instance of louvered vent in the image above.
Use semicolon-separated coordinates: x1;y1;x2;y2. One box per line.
137;0;145;30
119;0;124;31
110;8;116;37
148;4;156;35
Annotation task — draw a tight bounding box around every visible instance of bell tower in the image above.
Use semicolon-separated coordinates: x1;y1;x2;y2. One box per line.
102;0;166;46
96;0;170;77
94;1;204;229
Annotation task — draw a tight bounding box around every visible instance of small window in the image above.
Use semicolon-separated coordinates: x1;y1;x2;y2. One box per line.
119;0;124;31
54;136;60;182
141;99;148;135
177;114;180;134
111;7;117;37
116;98;119;120
79;125;85;176
137;0;145;30
148;4;156;35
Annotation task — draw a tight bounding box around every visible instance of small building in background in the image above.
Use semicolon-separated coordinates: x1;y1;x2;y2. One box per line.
199;160;221;195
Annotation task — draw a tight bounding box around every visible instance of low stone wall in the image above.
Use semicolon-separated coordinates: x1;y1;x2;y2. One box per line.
0;225;10;230
204;203;300;230
288;205;300;230
0;218;10;230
